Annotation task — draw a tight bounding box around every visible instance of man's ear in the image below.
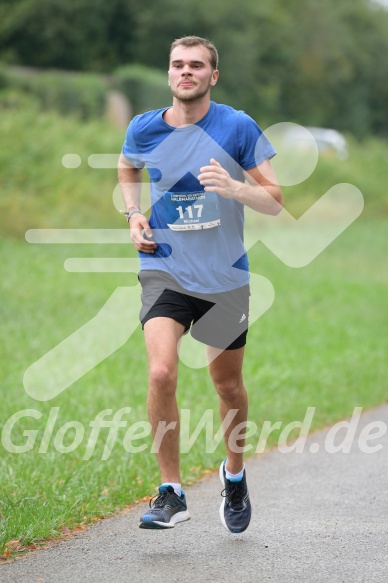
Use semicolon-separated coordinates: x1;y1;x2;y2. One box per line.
210;70;219;87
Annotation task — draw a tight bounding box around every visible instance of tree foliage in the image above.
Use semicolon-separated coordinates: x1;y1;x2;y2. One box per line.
0;0;387;136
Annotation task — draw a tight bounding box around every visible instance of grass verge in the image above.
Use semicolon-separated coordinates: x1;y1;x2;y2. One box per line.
1;216;387;556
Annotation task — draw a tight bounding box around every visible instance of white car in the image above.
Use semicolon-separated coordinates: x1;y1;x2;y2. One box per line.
282;125;348;159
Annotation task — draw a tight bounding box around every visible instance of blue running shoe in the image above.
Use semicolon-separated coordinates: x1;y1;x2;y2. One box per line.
219;460;251;533
139;485;191;529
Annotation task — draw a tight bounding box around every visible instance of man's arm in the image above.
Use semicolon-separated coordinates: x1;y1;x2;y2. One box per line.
118;153;156;253
198;158;283;216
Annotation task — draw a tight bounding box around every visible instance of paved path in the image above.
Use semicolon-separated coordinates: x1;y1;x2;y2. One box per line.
1;405;388;582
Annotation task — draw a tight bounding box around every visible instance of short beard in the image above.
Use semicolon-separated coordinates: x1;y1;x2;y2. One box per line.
171;85;210;102
171;75;213;103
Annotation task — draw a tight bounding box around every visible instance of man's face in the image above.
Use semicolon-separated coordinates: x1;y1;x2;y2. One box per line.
168;45;219;102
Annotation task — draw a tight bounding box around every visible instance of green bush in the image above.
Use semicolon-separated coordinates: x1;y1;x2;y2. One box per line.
3;67;108;119
114;64;171;115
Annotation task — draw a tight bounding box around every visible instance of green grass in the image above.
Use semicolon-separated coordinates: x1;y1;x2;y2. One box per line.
279;133;388;218
1;217;387;555
0;97;123;238
1;100;387;556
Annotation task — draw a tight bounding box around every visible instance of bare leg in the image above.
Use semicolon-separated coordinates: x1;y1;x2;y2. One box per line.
208;347;248;474
144;317;185;484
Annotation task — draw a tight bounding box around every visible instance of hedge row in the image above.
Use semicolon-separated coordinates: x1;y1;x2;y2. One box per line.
0;64;171;120
113;64;171;117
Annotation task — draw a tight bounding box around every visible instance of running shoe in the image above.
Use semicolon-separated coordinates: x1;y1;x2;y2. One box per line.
139;485;191;529
219;460;251;533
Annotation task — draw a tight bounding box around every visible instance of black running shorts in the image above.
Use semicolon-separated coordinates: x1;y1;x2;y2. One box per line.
138;270;250;350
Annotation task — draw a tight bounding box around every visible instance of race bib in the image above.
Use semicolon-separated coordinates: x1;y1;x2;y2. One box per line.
163;191;221;231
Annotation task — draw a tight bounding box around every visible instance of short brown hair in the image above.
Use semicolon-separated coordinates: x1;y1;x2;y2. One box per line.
169;36;219;70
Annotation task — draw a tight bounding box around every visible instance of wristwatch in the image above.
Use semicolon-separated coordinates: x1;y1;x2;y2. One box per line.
122;207;142;222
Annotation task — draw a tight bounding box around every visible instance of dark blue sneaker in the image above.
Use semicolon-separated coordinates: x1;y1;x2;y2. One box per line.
219;460;251;533
139;485;191;529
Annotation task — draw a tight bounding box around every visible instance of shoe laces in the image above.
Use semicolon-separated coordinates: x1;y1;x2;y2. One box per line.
149;488;174;508
221;480;245;508
149;491;168;508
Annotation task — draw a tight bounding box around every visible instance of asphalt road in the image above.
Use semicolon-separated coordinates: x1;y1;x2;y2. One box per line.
1;405;388;583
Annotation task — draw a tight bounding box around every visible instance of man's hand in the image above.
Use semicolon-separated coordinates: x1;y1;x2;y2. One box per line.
198;158;242;199
198;157;283;215
129;213;157;253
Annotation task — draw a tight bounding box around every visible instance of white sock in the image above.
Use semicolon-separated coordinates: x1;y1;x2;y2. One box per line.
225;465;245;482
161;482;181;496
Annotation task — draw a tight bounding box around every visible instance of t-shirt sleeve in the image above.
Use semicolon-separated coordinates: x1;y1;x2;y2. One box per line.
122;119;145;169
237;112;276;170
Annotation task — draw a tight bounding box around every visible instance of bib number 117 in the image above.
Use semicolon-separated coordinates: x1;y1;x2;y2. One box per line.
176;204;203;219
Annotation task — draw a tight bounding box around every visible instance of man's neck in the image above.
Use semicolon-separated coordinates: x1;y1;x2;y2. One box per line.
164;97;211;127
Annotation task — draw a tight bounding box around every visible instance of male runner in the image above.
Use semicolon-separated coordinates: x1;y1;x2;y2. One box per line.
118;36;283;532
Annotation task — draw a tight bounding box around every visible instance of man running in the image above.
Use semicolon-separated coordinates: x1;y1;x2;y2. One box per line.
118;36;283;533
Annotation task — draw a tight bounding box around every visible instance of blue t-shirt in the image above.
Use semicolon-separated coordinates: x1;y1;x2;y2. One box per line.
122;101;275;294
